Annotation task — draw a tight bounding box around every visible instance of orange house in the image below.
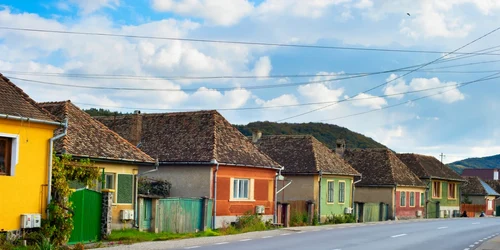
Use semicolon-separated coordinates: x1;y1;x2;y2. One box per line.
96;110;281;228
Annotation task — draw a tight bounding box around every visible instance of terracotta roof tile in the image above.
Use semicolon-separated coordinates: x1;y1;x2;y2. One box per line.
484;180;500;194
397;153;463;181
96;111;280;168
39;101;154;163
461;176;500;196
343;149;425;187
254;135;359;176
0;74;57;122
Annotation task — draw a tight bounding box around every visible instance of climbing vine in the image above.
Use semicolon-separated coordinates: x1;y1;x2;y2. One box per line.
138;177;172;197
42;153;101;246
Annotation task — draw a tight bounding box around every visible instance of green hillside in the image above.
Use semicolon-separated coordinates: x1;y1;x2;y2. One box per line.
448;154;500;174
235;121;387;150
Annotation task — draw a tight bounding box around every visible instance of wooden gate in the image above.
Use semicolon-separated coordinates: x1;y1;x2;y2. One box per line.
68;189;102;244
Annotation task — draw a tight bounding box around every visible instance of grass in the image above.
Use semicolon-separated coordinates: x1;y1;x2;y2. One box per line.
107;229;220;244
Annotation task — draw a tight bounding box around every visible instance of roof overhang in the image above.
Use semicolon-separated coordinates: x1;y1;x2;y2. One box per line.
0;113;62;126
421;176;465;182
158;161;282;170
67;154;156;166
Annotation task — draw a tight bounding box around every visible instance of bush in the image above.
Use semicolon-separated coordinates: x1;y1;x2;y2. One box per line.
290;212;309;227
35;237;55;250
138;177;172;197
325;214;355;224
235;212;267;232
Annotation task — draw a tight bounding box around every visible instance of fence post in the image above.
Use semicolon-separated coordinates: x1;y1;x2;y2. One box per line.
101;190;114;238
307;200;315;225
201;197;209;231
282;203;290;227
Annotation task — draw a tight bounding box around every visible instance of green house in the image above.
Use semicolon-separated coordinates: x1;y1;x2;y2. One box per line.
254;135;360;223
397;154;465;218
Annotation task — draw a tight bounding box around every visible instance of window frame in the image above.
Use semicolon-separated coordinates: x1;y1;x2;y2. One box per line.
432;181;442;199
409;192;415;207
326;180;335;204
116;174;134;204
103;173;115;190
488;199;493;210
420;192;425;207
0;134;19;177
447;183;457;200
338;181;346;204
400;191;406;207
233;178;250;200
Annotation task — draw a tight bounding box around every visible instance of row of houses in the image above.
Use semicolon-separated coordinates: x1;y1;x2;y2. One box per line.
1;74;498;242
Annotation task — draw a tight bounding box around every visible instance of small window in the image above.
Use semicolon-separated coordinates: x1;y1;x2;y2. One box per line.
338;182;346;203
233;179;249;199
433;181;441;198
400;191;406;207
410;192;415;207
104;173;115;190
420;193;425;206
448;183;456;199
327;181;334;203
0;137;12;175
488;200;493;210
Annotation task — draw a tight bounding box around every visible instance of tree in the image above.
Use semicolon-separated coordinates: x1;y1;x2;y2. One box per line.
42;154;101;246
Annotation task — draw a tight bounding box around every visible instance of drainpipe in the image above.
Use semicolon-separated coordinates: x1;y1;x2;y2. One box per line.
318;170;323;224
211;159;219;229
274;166;284;224
393;184;397;220
47;118;68;218
427;177;432;219
352;174;362;222
134;158;159;228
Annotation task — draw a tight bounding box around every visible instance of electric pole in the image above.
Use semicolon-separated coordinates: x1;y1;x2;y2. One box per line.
439;153;446;163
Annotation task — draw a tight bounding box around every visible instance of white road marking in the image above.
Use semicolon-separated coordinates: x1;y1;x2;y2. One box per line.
391;234;407;238
339;227;345;229
281;233;291;236
185;247;200;249
437;227;448;229
313;229;320;232
472;222;480;225
262;236;273;239
464;248;470;250
296;231;305;234
240;239;252;242
484;238;488;240
469;245;475;248
475;242;479;244
215;242;229;245
479;240;483;242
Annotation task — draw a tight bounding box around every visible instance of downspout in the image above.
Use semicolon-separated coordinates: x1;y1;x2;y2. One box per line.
274;167;283;224
352;174;362;222
211;159;219;229
393;184;397;220
318;170;323;224
426;177;432;219
47;118;68;218
134;159;159;228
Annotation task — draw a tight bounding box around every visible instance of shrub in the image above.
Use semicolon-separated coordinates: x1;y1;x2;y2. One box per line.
290;211;309;227
235;212;266;232
35;237;55;250
325;214;355;224
138;177;172;197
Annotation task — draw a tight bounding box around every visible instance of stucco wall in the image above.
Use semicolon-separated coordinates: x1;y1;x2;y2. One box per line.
141;165;212;198
277;175;316;203
395;187;426;219
320;175;353;220
0;119;57;231
427;180;460;218
354;186;394;219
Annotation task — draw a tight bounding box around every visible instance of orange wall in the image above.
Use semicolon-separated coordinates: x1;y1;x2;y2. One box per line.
215;166;276;216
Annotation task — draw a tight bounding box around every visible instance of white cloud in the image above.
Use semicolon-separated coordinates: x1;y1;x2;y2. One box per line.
256;0;350;19
384;73;409;99
298;83;344;105
189;87;251;108
151;0;254;26
253;56;272;78
69;0;120;14
354;0;373;9
349;93;387;109
255;94;298;107
409;77;464;103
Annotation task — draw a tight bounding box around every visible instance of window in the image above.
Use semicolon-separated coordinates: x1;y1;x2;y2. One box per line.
104;173;115;189
327;181;334;203
117;174;134;204
400;191;406;207
488;200;493;210
338;181;346;203
410;192;415;207
432;181;441;198
233;179;249;199
448;183;456;199
421;193;425;206
0;137;12;175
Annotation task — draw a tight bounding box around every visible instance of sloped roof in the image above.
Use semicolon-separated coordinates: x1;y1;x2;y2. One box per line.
254;135;360;176
343;149;426;187
39;101;154;163
397;153;463;181
0;74;57;122
484;180;500;194
461;176;500;196
95;111;280;168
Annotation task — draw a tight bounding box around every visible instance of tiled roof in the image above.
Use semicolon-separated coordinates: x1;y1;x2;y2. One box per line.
397;153;463;181
461;176;500;196
484;180;500;194
343;149;426;187
0;74;57;122
254;135;359;176
39;101;154;163
95;111;280;168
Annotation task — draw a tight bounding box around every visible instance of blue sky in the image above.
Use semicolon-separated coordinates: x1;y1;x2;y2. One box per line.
1;0;500;163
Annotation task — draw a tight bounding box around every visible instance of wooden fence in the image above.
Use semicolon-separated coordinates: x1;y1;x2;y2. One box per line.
460;204;486;217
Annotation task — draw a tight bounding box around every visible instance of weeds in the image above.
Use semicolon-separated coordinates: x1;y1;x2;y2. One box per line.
290;211;309;226
324;213;356;224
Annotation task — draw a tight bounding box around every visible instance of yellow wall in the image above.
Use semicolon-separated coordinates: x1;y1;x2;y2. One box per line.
0;119;57;231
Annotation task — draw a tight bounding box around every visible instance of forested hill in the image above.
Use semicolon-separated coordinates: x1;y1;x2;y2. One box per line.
235;121;387;150
448;154;500;174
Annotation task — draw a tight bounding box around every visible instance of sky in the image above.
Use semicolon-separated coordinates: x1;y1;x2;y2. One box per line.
2;0;500;163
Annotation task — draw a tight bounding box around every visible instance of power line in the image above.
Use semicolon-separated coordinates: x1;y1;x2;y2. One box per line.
275;26;500;122
2;26;500;56
319;72;500;122
72;83;470;111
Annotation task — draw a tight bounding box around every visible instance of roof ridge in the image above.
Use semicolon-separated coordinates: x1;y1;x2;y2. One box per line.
387;150;398;185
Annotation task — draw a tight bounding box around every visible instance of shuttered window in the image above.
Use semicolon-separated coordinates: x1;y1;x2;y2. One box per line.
117;174;133;204
338;182;346;203
327;181;334;203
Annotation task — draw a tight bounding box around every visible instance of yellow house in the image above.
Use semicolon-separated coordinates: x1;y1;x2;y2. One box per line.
39;101;155;229
0;75;63;233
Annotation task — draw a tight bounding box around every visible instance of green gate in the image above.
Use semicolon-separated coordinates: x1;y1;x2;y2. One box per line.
496;205;500;216
69;189;102;244
157;198;213;233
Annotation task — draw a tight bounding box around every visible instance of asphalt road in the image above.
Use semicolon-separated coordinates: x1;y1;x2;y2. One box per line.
176;218;500;250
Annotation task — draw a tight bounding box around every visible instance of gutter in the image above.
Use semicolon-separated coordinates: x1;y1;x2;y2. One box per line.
134;159;159;228
47;118;68;218
211;159;219;230
318;170;323;224
352;174;362;221
1;114;65;126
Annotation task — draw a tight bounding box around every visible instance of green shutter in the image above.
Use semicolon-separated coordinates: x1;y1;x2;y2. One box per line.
117;174;133;204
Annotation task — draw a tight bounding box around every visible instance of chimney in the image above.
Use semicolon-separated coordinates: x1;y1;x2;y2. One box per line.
252;130;262;143
335;139;346;157
130;111;143;147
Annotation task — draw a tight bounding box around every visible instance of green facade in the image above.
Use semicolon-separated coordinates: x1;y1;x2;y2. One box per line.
320;175;353;218
426;180;460;218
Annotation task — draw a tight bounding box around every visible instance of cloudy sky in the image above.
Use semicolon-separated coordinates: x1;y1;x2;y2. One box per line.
2;0;500;163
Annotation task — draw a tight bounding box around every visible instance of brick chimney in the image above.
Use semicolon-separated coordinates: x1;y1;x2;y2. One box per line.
130;110;143;147
252;130;262;143
335;139;346;157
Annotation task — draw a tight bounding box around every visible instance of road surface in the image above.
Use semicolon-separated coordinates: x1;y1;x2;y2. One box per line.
101;218;500;250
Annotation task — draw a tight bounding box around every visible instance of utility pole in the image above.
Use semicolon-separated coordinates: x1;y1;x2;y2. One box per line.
439;153;446;163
